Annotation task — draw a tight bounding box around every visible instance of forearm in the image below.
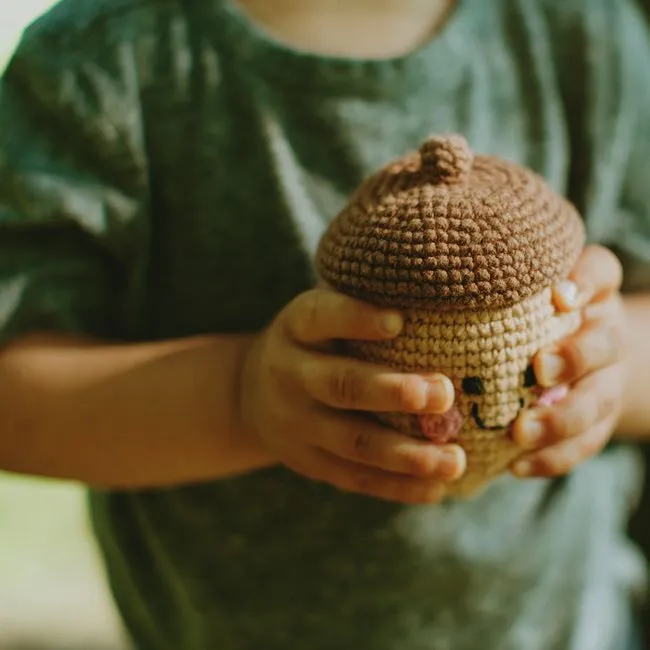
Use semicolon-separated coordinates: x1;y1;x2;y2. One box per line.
0;333;275;488
617;293;650;439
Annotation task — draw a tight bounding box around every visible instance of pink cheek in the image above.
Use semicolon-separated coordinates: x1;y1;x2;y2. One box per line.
418;406;464;444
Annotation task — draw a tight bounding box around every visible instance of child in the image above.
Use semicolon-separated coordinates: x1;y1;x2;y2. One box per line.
0;0;649;648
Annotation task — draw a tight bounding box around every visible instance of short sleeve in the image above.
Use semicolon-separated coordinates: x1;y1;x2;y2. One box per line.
614;2;650;290
0;19;149;344
541;0;650;291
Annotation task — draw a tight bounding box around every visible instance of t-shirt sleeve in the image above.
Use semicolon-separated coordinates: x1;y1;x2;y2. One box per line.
0;20;148;344
542;0;650;291
614;1;650;290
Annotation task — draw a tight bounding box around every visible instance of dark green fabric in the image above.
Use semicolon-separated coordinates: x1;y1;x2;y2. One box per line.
628;7;650;646
1;0;650;648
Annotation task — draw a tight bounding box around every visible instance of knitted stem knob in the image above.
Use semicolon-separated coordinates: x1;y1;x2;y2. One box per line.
419;134;474;184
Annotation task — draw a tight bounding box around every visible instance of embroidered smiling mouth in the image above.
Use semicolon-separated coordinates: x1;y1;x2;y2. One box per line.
463;366;536;432
470;399;525;431
469;384;570;431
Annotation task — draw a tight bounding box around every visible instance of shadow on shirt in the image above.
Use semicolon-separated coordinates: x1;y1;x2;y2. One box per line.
628;444;650;648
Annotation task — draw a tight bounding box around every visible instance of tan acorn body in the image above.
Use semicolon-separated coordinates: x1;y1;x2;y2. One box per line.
316;134;586;497
350;290;580;496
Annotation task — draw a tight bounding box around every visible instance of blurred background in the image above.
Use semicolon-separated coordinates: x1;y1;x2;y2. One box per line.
0;2;51;69
0;6;130;650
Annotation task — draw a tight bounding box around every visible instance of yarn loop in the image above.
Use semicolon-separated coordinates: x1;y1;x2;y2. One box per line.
419;134;474;184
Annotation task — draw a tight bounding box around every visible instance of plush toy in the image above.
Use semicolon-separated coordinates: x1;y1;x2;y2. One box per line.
316;134;586;497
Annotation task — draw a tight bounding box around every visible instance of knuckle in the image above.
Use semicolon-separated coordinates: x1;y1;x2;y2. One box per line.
587;325;622;367
351;428;375;461
555;406;591;440
596;392;620;423
404;449;439;478
292;290;324;339
563;339;590;378
267;356;295;395
543;411;567;442
394;375;426;412
329;367;363;407
353;428;372;450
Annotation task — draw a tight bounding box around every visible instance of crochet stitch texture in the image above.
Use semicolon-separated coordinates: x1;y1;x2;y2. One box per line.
316;135;586;496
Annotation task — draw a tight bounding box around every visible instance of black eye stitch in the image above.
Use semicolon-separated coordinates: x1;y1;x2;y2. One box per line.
462;376;485;395
523;364;537;388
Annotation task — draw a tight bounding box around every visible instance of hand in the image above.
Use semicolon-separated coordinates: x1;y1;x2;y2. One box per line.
511;245;626;478
239;287;466;503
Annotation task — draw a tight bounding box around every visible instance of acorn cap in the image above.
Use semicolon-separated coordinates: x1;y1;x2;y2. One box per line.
316;134;585;311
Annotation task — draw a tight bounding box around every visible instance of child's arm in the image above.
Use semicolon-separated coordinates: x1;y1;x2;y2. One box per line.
0;289;465;496
0;21;273;488
619;294;650;437
0;332;274;487
0;20;464;497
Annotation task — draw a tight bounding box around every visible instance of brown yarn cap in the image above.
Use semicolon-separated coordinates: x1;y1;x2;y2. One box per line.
316;135;585;310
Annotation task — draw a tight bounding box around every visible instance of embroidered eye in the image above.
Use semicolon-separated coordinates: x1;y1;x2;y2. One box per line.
462;376;485;395
523;364;537;388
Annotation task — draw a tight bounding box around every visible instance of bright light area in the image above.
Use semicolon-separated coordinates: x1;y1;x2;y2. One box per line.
0;0;58;69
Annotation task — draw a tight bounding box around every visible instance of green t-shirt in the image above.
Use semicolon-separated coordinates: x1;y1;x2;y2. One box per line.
1;1;650;648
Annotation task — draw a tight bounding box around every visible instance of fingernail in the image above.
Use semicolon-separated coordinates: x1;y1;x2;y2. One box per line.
537;353;567;386
512;459;533;476
556;280;580;309
438;446;466;480
517;413;545;448
381;312;403;336
425;375;455;411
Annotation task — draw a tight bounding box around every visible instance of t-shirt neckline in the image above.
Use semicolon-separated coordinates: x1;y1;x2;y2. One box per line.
214;0;477;97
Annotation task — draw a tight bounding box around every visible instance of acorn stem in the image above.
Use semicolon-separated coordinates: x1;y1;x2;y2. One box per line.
419;134;474;183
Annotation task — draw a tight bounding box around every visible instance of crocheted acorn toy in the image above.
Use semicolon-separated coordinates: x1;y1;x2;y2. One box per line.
316;134;586;497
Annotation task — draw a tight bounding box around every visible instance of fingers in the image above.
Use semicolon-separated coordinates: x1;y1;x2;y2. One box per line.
285;449;449;505
299;351;455;413
534;318;623;387
511;365;621;477
284;288;403;345
512;368;618;449
511;416;614;478
582;293;625;323
309;411;466;480
570;245;623;299
552;280;582;312
553;245;623;312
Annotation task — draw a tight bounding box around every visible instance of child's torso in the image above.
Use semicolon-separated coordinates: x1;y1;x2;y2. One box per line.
70;0;648;648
